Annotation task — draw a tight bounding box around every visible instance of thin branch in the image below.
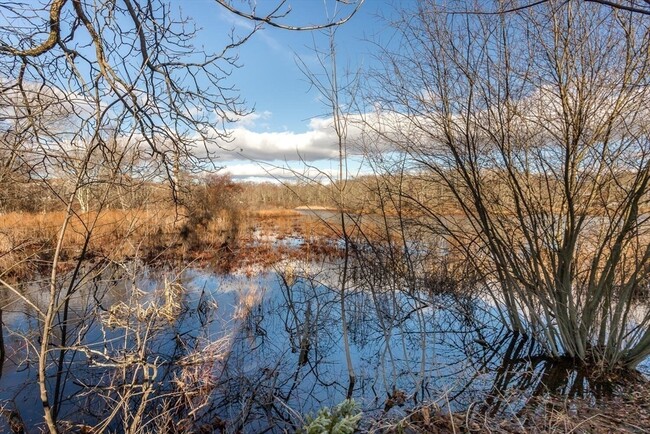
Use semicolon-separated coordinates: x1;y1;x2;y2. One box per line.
213;0;364;30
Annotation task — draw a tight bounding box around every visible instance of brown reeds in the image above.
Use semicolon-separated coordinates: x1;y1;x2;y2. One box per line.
0;208;215;279
0;206;369;280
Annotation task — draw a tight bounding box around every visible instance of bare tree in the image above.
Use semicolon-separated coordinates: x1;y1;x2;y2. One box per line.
297;25;361;398
0;1;363;432
441;0;650;15
371;0;650;370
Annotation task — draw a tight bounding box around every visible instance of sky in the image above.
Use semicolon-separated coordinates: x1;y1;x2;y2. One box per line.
178;0;405;182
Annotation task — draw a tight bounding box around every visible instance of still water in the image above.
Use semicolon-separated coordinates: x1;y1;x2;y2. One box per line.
0;257;646;432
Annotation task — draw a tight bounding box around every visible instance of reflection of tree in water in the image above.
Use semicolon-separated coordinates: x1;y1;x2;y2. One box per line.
206;265;648;432
205;265;495;431
467;331;636;421
210;272;343;432
6;264;635;432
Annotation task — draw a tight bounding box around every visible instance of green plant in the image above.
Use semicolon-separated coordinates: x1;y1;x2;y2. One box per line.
302;399;363;434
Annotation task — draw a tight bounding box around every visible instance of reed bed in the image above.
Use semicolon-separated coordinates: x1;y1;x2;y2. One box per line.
0;207;357;279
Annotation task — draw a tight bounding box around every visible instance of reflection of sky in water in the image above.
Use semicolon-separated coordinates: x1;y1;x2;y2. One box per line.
0;262;648;432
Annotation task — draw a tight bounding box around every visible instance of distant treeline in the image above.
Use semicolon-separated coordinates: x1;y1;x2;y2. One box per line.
1;169;644;217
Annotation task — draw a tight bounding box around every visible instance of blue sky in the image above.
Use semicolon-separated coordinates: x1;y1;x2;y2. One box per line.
178;0;405;181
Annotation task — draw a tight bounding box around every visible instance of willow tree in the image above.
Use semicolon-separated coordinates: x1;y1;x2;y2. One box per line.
371;0;650;370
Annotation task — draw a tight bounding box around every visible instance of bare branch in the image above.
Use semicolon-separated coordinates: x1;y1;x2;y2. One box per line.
213;0;365;30
0;0;68;57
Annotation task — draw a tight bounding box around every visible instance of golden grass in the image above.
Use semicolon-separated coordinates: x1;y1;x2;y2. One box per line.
0;208;185;278
250;208;302;218
0;207;329;278
0;205;414;280
0;208;178;250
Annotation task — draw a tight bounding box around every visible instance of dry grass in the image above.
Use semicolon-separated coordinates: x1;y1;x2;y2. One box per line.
372;378;650;434
250;208;302;218
0;206;432;282
0;208;188;279
244;209;336;240
0;207;351;279
0;208;177;245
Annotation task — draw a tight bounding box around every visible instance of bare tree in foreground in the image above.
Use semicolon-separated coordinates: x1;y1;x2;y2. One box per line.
371;0;650;370
0;1;363;432
297;25;361;398
437;0;650;15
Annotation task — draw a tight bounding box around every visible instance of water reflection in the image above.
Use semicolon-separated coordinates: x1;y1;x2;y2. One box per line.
0;261;646;432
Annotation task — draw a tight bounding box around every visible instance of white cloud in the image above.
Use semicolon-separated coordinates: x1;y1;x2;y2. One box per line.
205;116;338;161
226;110;272;128
217;9;256;31
221;162;339;183
206;113;387;162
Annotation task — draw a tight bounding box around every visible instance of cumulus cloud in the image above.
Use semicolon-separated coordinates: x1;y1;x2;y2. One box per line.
223;110;273;128
205;116;335;161
206;113;387;162
188;107;408;181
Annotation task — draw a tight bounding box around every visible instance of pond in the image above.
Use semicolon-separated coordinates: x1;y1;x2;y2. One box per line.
0;255;647;432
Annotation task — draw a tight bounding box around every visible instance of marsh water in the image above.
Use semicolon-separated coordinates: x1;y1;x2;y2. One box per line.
0;234;648;431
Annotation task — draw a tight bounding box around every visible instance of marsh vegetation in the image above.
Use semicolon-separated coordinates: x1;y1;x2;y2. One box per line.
2;0;650;433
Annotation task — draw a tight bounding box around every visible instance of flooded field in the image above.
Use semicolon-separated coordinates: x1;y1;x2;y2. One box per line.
1;236;648;433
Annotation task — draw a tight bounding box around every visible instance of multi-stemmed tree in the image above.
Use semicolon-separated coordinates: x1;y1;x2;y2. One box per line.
370;0;650;370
